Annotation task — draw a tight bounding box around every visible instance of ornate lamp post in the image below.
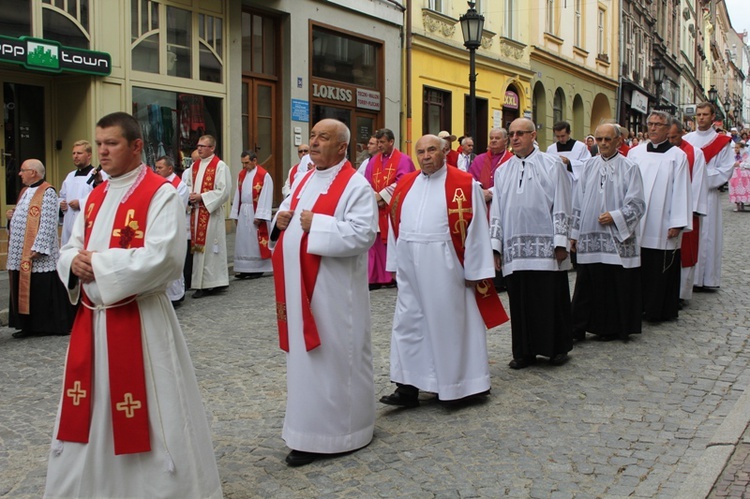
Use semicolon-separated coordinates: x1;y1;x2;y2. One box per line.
707;85;718;105
652;59;666;107
725;95;732;127
460;1;484;145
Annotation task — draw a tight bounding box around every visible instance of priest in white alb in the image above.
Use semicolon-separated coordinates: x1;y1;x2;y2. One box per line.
628;111;692;322
570;123;646;342
381;134;507;408
230;150;273;279
183;134;232;298
490;118;573;369
270;118;377;467
59;140;98;246
683;102;734;289
547;120;592;189
46;112;222;499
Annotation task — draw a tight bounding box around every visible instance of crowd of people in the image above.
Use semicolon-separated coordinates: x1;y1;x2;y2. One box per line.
2;103;741;494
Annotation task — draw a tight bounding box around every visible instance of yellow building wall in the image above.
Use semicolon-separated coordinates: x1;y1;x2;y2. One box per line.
406;43;533;164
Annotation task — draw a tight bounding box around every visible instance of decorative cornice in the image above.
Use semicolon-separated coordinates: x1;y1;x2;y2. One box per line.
499;36;526;60
421;8;457;38
481;29;496;50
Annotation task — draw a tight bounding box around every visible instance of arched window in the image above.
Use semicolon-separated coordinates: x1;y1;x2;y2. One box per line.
553;88;565;124
42;0;90;49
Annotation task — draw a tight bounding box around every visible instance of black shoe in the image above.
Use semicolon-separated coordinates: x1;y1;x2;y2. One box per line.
11;330;33;339
379;390;419;408
368;283;382;291
594;335;616;342
509;356;536;369
285;449;319;467
171;300;182;308
439;389;490;407
211;286;229;294
549;353;569;366
192;289;207;299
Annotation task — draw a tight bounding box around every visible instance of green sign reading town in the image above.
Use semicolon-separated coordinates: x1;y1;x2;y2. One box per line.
0;35;111;76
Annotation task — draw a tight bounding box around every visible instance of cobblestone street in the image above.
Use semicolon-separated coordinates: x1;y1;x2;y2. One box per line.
2;195;750;498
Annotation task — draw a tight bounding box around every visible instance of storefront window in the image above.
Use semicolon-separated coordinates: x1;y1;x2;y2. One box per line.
312;26;378;88
0;0;31;38
166;6;191;78
132;87;222;170
131;0;223;82
131;0;159;73
42;0;90;49
199;14;223;82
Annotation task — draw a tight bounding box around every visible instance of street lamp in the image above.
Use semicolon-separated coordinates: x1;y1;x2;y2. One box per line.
708;85;718;104
652;59;666;105
725;95;732;127
460;1;484;147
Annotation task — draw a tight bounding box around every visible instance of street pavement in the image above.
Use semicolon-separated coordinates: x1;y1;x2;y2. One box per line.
2;195;750;498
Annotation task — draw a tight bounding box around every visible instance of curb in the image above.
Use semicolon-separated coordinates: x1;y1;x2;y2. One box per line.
0;308;7;327
677;382;750;498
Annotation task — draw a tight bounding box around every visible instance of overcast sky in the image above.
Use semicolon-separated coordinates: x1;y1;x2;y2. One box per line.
725;0;750;37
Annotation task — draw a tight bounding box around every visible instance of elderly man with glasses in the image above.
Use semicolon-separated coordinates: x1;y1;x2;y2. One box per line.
628;111;692;322
489;118;573;369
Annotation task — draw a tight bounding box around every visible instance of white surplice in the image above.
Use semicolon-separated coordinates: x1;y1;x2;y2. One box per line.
229;167;273;273
571;153;646;268
489;147;572;275
165;173;189;301
281;155;313;197
547;139;591;188
47;165;222;499
271;160;377;453
627;142;692;250
183;155;232;289
59;169;96;246
385;166;494;400
683;129;735;287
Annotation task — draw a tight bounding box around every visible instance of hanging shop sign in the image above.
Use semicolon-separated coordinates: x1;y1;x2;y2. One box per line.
504;91;519;110
0;35;111;76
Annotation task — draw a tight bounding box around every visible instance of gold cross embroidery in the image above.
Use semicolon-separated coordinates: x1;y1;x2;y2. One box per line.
259;237;268;247
116;393;142;419
448;188;472;247
253;182;263;193
112;209;145;238
66;380;87;406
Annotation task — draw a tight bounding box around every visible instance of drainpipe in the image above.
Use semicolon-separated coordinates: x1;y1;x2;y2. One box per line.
405;0;413;155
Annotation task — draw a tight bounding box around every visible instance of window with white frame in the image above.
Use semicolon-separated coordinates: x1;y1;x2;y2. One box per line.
574;0;582;47
546;0;555;34
597;7;605;55
427;0;443;13
505;0;515;39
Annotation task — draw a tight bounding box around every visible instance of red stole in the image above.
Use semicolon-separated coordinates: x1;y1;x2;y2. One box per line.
190;155;220;252
478;150;512;189
15;182;53;314
238;166;271;259
58;167;167;455
272;162;357;352
679;141;700;268
701;133;732;165
289;163;300;183
370;150;402;242
169;175;182;188
390;168;509;329
618;144;630;157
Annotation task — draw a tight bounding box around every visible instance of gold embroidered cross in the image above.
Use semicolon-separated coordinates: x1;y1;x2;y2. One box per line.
66;381;87;406
448;188;472;246
116;393;142;419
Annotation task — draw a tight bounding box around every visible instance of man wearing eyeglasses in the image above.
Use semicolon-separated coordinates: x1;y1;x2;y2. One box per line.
6;160;75;338
183;134;232;298
628;111;692;322
282;143;312;197
489;118;573;369
683;102;735;291
570;123;646;342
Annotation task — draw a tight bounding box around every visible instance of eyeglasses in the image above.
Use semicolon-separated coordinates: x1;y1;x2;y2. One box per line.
19;168;34;173
646;122;668;128
298;149;309;154
196;144;212;148
508;130;533;138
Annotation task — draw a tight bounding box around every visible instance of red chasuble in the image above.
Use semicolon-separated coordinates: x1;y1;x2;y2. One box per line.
370;150;402;242
57;167;167;455
190;155;220;252
238;166;271;259
15;182;53;314
678;141;700;267
272;163;357;352
389;167;509;329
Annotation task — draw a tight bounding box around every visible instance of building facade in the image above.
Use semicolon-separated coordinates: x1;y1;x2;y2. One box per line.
0;0;403;268
406;0;534;156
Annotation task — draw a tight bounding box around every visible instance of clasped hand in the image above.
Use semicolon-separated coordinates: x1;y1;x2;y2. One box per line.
71;250;96;284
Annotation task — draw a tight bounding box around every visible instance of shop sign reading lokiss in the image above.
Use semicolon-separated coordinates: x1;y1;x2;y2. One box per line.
0;35;111;76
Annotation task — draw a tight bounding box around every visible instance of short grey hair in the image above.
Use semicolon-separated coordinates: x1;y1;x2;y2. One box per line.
648;110;671;123
668;118;685;132
490;127;508;139
26;159;45;177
